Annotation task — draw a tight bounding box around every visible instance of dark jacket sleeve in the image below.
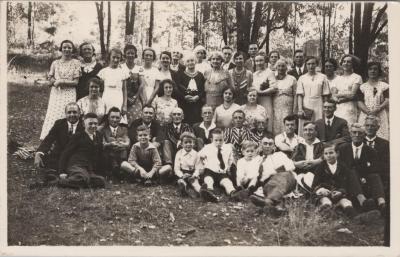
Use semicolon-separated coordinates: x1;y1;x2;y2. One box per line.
37;120;61;153
58;134;80;173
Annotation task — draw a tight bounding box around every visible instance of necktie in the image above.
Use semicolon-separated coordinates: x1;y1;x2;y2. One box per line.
355;148;360;160
367;140;375;148
298;68;301;75
326;120;331;128
217;148;225;170
112;128;117;137
68;125;73;136
175;126;180;135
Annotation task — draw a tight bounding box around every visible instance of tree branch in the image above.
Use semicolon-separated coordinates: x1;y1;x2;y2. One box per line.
370;3;387;36
370;19;387;44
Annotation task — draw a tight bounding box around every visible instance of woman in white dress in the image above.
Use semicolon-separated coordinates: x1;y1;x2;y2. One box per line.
40;40;81;140
193;45;211;74
331;54;362;124
358;62;389;139
324;58;341;90
141;47;162;106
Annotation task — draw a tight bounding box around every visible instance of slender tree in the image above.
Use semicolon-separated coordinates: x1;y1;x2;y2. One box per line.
125;1;136;44
95;2;106;58
148;1;154;46
349;3;354;54
106;1;111;53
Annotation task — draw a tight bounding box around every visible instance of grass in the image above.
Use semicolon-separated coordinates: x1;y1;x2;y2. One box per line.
7;79;385;246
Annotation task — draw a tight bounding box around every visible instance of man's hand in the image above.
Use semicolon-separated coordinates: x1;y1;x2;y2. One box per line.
316;187;331;197
34;152;44;169
139;168;148;178
331;190;343;200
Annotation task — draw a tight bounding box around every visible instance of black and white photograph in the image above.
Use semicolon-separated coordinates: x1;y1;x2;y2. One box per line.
3;0;399;254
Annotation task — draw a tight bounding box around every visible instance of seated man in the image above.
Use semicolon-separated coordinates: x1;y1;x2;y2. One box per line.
292;122;324;192
128;105;163;148
250;135;297;214
161;107;194;170
275;114;304;158
193;105;216;150
224;109;252;160
315;100;350;146
57;113;106;188
100;107;130;178
33;102;84;185
338;123;386;212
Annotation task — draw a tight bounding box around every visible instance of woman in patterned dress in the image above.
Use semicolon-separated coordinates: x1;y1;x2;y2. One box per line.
272;59;297;135
229;51;253;105
152;79;178;125
121;44;144;125
77;77;107;123
76;42;103;100
40;40;81;140
331;54;363;124
241;87;268;130
213;86;241;129
358;62;389;139
204;51;233;109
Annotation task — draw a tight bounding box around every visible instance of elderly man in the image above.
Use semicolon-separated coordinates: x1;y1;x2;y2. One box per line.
315;100;350;146
33;102;84;186
250;135;297;214
57;113;106;188
193;105;217;150
222;45;235;70
338;123;386;212
244;43;258;72
161;107;194;170
287;49;307;80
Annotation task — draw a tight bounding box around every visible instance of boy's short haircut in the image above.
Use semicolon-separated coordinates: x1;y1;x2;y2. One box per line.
232;109;245;118
283;114;297;124
136;125;150;133
107;107;121;116
84;112;98;120
180;131;196;142
323;142;337;152
210;128;224;137
303;121;316;128
241;140;258;150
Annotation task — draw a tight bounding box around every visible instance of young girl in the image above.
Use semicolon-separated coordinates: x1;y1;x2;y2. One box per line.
152;79;178;125
97;48;128;121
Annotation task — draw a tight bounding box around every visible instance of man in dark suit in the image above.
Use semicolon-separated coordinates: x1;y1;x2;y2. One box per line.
161;107;194;170
338;123;386;212
315;100;351;146
57;113;106;188
34;103;84;183
244;43;258;72
192;105;216;150
128;105;163;148
287;49;307;80
222;46;236;70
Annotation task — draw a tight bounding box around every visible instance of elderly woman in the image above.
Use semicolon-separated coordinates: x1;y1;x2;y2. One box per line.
77;42;103;100
174;53;205;124
77;77;107;123
40;40;81;140
213;85;241;128
272;59;297;135
241;87;268;129
331;54;363;124
204;51;234;109
357;61;389;140
193;45;211;74
229;51;253;105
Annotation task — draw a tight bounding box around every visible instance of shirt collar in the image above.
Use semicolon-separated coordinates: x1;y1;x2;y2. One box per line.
67;121;78;127
304;138;320;146
183;149;196;156
325;116;334;124
366;136;377;142
174;123;181;130
352;142;364;150
199;122;216;131
134;141;156;150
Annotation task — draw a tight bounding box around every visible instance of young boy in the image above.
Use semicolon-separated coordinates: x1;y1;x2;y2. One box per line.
174;132;201;197
120;125;171;186
197;128;242;202
234;140;263;200
312;143;358;218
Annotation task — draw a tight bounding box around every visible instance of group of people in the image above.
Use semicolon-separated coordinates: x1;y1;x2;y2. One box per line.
33;39;390;219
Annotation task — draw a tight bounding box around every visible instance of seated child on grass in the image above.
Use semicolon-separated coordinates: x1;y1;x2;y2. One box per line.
311;143;359;218
174;132;202;197
120;125;172;186
197;128;243;202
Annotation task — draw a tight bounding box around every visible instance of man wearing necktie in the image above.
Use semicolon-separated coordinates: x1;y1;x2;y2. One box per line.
287;49;307;80
244;44;258;72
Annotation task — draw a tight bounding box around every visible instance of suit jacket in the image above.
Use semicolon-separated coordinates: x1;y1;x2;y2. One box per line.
128;119;163;146
58;131;104;174
37;118;84;157
364;136;390;181
100;125;130;153
287;66;307;80
292;141;324;173
338;143;379;179
315;116;350;146
193;122;216;145
312;161;362;197
163;123;194;146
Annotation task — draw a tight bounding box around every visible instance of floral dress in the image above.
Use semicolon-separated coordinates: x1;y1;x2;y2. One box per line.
253;68;276;132
152;97;178;125
240;104;268;129
121;63;144;124
40;58;81;140
229;68;253;105
273;74;297;135
204;69;232;109
77;96;107;123
358;81;389;140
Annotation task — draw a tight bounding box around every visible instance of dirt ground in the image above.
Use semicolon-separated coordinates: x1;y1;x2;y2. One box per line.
7;81;385;246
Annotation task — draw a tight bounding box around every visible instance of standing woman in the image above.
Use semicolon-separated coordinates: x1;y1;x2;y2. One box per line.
76;42;103;100
203;51;233;109
97;48;128;116
267;50;280;72
193;45;211;74
272;59;297;135
252;54;276;132
358;62;389;139
213;86;241;128
331;54;363;124
159;51;177;82
297;56;330;135
229;51;253;105
241;87;268;129
40;40;81;140
121;44;144;125
174;53;205;125
324;58;340;90
141;47;162;106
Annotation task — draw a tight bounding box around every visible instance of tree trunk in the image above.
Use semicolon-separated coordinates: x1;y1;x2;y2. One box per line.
236;2;252;52
95;2;106;59
221;2;228;46
125;1;136;44
27;2;32;47
148;1;154;46
236;2;243;51
349;3;353;54
250;2;263;45
193;2;199;46
327;4;332;58
293;3;297;53
353;3;361;58
321;5;326;73
106;1;111;53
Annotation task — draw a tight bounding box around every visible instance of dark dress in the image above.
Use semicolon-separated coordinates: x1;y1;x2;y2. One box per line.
77;61;103;100
175;70;206;125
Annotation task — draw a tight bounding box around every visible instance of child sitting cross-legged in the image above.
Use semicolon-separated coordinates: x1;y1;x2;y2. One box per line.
197;128;243;202
174;132;202;197
311;143;359;218
120;125;172;186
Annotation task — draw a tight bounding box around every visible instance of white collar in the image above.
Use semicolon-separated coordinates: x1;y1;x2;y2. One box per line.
183;149;196;156
199;122;216;131
325;116;334;123
327;161;337;174
283;132;298;141
67;121;78;128
110;125;118;131
366;136;377;141
304;138;320;146
173;123;181;129
352;142;364;150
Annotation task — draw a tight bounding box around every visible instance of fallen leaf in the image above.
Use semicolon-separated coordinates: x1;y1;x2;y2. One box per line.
169;212;175;223
212;213;217;217
100;238;106;242
337;228;353;234
178;205;183;210
148;225;156;229
223;239;231;245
